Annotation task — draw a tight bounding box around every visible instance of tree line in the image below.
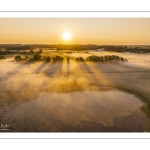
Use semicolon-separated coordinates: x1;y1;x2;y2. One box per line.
102;46;150;53
1;45;150;53
0;49;43;55
13;54;127;64
14;54;63;62
76;55;128;62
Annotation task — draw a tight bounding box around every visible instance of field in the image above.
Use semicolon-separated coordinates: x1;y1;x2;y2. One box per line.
0;50;150;132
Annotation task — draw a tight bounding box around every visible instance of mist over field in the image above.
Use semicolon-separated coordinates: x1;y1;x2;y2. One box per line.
0;50;150;132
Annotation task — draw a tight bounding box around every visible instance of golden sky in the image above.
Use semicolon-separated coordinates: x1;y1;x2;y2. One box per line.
0;18;150;45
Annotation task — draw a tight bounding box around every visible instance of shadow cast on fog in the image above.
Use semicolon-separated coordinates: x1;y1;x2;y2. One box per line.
34;62;48;74
77;61;101;85
44;60;63;77
67;59;70;76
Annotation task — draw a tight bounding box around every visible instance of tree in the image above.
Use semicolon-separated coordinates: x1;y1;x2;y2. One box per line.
33;54;41;61
147;102;150;110
0;50;3;55
45;56;51;62
120;57;124;61
25;55;29;59
52;55;63;61
39;49;43;53
0;56;6;59
30;49;34;54
76;57;84;62
14;55;22;61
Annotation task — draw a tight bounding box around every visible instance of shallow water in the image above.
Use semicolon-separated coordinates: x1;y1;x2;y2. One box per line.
0;90;149;132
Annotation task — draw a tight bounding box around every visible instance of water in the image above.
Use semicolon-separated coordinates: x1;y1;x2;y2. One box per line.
0;90;149;132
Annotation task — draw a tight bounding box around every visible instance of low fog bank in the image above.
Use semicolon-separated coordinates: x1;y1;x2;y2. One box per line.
2;91;148;132
0;52;150;131
0;52;150;106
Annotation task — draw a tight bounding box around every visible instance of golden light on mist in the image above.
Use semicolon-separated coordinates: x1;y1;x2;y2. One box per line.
62;32;71;41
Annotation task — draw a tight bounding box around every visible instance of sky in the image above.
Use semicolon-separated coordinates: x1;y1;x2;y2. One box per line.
0;18;150;45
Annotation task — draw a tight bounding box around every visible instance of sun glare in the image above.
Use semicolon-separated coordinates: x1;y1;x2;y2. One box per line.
62;32;71;40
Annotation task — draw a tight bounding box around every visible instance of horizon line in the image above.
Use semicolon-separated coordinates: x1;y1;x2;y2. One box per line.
0;44;150;45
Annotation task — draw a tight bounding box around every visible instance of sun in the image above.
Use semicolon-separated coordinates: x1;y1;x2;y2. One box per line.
62;32;71;40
